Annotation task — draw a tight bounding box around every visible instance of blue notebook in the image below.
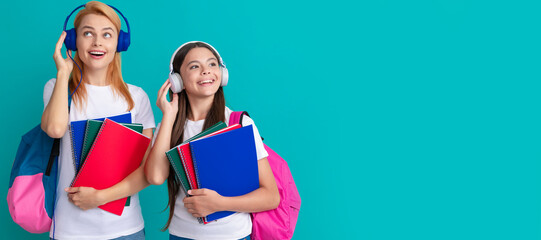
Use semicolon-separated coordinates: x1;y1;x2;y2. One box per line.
189;125;260;222
69;112;132;172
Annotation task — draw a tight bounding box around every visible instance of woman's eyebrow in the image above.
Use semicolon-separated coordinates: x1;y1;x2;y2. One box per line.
80;26;115;32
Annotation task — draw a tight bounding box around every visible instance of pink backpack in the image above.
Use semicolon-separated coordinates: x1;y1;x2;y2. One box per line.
229;111;301;240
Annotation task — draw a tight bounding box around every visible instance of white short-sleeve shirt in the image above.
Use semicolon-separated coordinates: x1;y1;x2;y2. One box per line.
44;79;156;240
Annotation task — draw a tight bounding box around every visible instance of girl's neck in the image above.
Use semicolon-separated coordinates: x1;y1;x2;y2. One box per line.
187;95;214;121
83;67;109;86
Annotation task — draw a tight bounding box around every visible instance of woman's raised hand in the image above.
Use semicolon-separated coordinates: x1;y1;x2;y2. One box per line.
53;31;74;76
157;80;179;123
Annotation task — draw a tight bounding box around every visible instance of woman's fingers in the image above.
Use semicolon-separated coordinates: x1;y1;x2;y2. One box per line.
54;31;66;58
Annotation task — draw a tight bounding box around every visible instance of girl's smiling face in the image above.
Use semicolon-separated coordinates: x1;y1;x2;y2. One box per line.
76;13;117;71
180;47;222;99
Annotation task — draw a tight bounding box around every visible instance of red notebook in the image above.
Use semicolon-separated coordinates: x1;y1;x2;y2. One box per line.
177;124;242;191
71;118;150;216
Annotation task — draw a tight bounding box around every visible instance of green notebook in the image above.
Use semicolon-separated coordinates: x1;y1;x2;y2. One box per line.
166;149;191;194
82;119;144;206
166;121;227;193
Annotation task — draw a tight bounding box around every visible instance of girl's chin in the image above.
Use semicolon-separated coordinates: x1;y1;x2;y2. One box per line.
185;91;218;99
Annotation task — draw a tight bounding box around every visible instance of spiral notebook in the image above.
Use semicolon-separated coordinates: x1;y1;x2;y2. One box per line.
166;122;227;194
189;125;259;223
71;118;150;216
81;119;143;207
82;120;143;164
69;112;132;172
177;124;242;195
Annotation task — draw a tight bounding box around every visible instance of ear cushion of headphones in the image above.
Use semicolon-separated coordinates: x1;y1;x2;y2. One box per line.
221;67;229;87
117;30;130;52
64;28;78;51
169;72;183;93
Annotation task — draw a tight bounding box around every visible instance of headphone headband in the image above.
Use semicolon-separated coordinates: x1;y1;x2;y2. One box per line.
63;4;85;31
169;41;226;74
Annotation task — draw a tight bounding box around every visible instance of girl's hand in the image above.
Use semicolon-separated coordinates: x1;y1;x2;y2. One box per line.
65;187;105;210
157;80;179;123
53;31;74;76
183;188;223;218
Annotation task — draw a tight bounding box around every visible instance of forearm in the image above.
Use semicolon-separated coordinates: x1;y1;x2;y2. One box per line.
145;120;174;185
217;186;279;213
98;165;149;205
41;72;70;138
216;157;279;213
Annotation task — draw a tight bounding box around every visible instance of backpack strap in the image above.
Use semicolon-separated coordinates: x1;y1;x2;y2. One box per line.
229;111;264;141
229;111;249;126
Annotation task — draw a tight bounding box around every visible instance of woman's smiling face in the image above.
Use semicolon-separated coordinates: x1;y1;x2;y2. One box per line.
76;13;118;71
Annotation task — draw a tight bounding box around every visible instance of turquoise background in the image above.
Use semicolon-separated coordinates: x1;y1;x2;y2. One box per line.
1;0;540;239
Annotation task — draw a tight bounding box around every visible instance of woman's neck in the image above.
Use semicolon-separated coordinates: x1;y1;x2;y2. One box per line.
187;95;214;121
83;67;109;86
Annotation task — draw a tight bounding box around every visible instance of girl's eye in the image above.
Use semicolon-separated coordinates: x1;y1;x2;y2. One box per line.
209;62;218;67
189;65;199;69
104;33;112;38
83;32;93;37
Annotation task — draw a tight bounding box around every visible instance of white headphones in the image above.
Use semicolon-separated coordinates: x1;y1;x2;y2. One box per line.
168;41;229;93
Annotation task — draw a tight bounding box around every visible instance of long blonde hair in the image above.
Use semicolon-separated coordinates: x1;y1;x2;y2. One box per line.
69;1;134;111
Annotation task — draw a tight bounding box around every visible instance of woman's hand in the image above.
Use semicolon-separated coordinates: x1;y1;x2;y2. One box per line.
53;31;74;76
157;80;179;123
65;187;105;210
183;188;223;218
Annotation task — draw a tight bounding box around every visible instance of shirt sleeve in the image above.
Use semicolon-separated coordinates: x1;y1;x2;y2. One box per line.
241;116;269;160
43;78;56;110
134;87;156;130
152;123;161;146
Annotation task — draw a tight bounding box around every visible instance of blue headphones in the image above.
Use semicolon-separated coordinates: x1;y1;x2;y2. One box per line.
63;4;131;52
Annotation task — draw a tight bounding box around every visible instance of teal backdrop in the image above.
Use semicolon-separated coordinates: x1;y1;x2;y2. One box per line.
1;0;540;239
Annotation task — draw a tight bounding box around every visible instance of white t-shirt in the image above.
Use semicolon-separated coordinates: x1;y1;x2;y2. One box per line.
43;79;156;240
157;107;268;240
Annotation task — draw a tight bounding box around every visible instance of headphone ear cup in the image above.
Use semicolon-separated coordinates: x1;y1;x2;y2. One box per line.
117;30;130;52
221;67;228;87
64;28;77;51
169;72;183;93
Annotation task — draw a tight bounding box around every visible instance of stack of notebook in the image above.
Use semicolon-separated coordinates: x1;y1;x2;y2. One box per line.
69;113;150;216
166;122;260;223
